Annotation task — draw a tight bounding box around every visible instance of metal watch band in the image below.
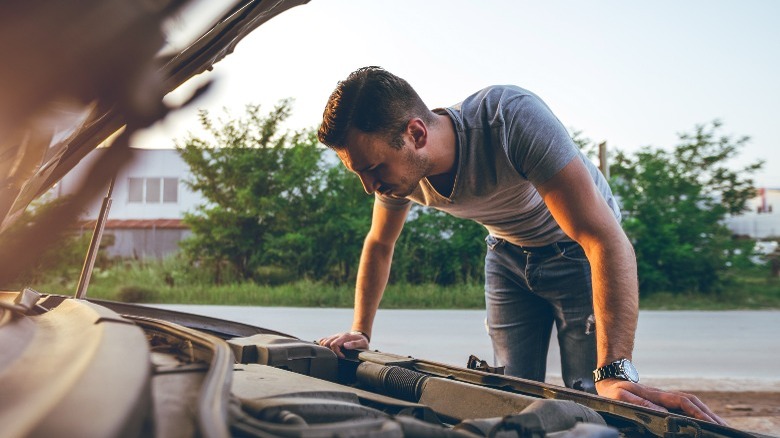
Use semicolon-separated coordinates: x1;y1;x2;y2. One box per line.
593;363;619;382
593;358;639;383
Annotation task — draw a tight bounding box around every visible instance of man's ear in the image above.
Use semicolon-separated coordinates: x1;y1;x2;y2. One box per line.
407;118;427;149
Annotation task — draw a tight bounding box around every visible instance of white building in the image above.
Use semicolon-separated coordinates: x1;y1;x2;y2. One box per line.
725;188;780;239
55;148;206;259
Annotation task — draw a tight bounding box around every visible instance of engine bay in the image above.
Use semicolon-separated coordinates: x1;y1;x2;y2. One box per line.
0;292;759;438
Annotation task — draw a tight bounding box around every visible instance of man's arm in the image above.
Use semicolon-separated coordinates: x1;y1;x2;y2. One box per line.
319;201;410;358
537;157;726;425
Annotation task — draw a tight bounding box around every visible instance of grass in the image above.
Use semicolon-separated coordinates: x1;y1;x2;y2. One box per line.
20;258;780;310
26;257;487;309
639;266;780;310
94;281;486;309
79;281;486;309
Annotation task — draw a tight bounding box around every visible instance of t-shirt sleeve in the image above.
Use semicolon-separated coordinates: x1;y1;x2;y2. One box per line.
502;89;578;185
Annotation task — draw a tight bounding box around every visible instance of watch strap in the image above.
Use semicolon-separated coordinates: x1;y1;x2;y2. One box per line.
593;363;620;382
593;359;638;383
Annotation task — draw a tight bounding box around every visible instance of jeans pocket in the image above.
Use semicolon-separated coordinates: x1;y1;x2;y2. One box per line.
560;242;589;263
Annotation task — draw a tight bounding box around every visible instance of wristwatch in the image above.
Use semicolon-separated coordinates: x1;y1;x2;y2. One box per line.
593;358;640;383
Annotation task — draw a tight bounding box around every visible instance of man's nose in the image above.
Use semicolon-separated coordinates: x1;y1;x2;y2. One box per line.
358;172;378;194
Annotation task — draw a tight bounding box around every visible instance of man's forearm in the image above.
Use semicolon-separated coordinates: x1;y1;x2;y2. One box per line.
351;238;395;337
584;233;639;367
535;158;639;367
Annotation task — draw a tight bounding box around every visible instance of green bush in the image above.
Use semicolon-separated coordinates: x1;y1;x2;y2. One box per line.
610;121;763;295
254;265;295;285
0;197;97;290
116;285;157;303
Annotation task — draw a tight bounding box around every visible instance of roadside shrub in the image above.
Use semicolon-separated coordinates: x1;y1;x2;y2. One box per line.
254;265;295;285
117;285;157;303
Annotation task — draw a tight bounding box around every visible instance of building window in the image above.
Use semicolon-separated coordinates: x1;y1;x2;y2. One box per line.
128;178;144;202
146;178;161;203
128;177;178;203
163;178;178;203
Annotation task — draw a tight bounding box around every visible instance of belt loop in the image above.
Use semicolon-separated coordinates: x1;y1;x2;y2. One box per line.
486;235;502;250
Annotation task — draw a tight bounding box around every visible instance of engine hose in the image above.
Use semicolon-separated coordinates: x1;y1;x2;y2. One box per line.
356;362;429;402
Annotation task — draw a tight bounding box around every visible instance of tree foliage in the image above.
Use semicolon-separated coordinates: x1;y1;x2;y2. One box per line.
177;101;335;281
178;104;761;295
609;121;762;294
0;196;94;289
394;207;486;285
177;101;488;286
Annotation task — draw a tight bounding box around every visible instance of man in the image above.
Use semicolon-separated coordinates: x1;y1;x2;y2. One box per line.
317;66;724;425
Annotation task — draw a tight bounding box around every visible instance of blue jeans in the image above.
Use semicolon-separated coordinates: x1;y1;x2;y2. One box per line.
484;235;597;393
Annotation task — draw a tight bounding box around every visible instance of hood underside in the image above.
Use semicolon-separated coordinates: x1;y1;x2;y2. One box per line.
0;0;308;284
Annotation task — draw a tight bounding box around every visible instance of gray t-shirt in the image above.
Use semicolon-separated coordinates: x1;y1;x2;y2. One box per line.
376;85;621;247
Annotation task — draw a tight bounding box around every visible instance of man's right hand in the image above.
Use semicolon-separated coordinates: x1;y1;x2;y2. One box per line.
318;331;370;358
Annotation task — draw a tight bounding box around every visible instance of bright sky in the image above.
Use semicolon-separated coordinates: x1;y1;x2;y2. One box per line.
137;0;780;187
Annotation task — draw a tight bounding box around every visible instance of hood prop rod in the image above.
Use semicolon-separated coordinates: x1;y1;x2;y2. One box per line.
75;175;116;299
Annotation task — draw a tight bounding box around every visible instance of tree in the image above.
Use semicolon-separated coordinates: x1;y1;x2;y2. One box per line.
0;196;94;288
177;101;324;281
305;165;373;283
178;101;374;284
394;207;486;285
609;121;763;294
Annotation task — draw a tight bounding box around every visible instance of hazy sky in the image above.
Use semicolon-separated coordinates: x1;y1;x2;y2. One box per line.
138;0;780;187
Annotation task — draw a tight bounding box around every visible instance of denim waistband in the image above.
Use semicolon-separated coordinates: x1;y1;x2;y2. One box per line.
515;240;579;256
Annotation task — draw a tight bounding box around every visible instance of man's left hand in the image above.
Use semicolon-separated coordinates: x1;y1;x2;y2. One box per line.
596;379;728;426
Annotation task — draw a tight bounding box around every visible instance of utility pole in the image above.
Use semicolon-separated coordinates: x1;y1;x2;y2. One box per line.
598;141;609;179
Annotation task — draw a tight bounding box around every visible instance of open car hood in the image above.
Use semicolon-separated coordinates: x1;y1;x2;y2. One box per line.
0;0;307;284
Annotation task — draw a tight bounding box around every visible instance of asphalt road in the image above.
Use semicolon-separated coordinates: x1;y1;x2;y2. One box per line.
153;305;780;390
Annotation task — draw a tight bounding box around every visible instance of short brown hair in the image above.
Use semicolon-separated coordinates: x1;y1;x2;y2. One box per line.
318;66;432;150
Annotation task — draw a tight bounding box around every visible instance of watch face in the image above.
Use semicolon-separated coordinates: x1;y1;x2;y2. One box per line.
620;359;640;383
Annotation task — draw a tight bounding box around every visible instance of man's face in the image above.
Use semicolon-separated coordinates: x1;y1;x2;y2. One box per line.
337;128;432;199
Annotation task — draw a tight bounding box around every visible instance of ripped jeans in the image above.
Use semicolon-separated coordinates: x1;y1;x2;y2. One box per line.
484;235;597;393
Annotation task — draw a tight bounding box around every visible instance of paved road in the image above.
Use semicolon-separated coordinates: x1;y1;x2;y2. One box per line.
153;305;780;390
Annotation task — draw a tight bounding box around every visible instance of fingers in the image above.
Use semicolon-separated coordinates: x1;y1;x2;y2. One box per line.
317;331;370;359
685;393;728;426
652;389;729;426
344;340;367;349
600;382;668;412
597;380;729;426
